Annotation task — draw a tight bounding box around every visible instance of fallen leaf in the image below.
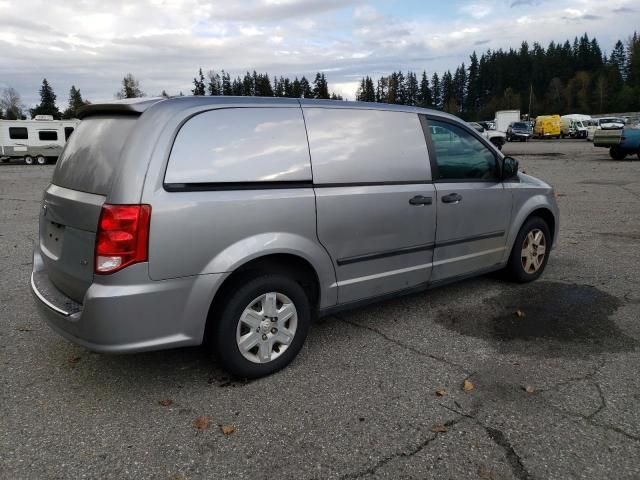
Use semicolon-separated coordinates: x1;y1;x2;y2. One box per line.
478;465;493;479
68;356;81;366
17;326;33;332
435;389;448;397
158;399;173;407
515;309;526;318
172;475;186;480
431;424;448;433
194;416;210;430
523;385;535;394
220;424;236;435
462;379;475;392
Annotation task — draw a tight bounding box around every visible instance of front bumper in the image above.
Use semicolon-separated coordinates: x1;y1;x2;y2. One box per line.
511;132;531;139
31;249;226;353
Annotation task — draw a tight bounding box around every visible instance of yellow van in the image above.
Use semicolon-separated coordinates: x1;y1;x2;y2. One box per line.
534;115;561;138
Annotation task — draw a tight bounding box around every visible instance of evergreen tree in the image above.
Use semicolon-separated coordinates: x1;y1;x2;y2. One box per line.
222;71;232;95
440;71;454;112
299;76;313;98
116;74;144;99
313;73;330;99
31;78;61;119
207;70;221;96
431;73;441;109
610;41;627;79
417;71;432;107
62;85;87;119
192;68;206;95
466;52;480;113
405;71;418;106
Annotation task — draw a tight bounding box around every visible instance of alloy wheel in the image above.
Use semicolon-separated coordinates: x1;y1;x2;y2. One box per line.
521;228;546;274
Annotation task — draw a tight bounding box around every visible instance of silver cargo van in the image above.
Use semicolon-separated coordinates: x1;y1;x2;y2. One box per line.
32;97;559;378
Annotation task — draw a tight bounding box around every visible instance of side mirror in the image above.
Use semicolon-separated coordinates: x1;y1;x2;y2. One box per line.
502;156;519;180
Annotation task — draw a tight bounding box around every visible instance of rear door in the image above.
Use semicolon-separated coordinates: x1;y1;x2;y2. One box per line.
424;116;511;282
304;107;436;304
39;115;138;302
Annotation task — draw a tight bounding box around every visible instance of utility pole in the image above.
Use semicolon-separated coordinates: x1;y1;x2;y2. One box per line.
528;83;533;121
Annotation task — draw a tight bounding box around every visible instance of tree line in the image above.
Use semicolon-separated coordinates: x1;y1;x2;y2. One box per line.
1;31;638;121
356;32;640;119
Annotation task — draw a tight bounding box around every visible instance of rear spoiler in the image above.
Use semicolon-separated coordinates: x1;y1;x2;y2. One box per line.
77;97;166;119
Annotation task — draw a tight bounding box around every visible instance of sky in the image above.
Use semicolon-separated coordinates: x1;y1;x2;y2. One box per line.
1;0;638;108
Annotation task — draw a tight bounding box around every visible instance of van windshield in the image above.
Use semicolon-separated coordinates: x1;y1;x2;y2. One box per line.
51;115;138;195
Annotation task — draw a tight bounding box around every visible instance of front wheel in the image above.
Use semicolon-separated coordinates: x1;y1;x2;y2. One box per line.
208;274;311;378
610;147;627;160
36;155;47;165
507;217;551;283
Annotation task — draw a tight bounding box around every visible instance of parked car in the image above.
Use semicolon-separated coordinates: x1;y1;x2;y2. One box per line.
32;97;559;378
593;127;640;160
560;117;587;138
506;121;533;142
468;121;506;150
534;115;561;138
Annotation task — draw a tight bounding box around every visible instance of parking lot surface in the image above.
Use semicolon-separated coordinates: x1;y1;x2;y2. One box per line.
1;140;639;479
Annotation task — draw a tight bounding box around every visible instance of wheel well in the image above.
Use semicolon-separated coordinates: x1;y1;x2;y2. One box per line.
206;254;321;331
526;208;556;242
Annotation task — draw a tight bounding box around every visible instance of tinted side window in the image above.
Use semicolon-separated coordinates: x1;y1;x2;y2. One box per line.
9;127;28;140
64;127;74;140
165;108;311;184
428;119;497;181
39;130;58;141
304;108;431;183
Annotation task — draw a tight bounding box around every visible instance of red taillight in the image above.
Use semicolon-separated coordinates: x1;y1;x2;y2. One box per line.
95;204;151;274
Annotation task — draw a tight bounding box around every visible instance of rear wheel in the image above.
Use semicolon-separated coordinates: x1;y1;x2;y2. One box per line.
507;217;551;283
610;147;627;160
208;274;311;378
36;155;47;165
24;156;34;165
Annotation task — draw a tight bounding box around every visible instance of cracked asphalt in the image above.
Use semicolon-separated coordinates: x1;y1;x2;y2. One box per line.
1;139;639;479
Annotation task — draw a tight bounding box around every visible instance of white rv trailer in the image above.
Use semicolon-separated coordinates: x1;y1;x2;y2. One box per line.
0;116;80;165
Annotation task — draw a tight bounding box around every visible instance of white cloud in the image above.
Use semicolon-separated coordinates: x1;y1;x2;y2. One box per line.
0;0;636;105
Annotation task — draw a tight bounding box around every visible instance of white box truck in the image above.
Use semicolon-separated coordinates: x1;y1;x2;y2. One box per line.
495;110;520;133
0;116;79;165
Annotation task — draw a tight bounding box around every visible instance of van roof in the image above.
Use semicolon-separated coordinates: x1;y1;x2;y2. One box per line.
77;96;456;120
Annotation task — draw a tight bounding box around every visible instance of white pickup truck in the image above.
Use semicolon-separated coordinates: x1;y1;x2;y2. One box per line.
468;122;506;151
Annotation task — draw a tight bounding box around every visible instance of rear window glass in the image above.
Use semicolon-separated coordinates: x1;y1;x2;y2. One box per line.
52;116;138;195
165;108;311;185
39;130;58;141
9;127;28;140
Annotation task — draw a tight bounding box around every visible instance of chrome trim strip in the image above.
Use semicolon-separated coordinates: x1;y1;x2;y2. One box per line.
30;272;71;317
432;246;506;267
333;262;433;288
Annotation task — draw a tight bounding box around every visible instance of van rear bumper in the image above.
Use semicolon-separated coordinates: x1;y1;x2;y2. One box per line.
32;249;226;353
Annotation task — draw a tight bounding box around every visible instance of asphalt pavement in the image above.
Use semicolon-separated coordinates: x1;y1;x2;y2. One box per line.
1;139;639;479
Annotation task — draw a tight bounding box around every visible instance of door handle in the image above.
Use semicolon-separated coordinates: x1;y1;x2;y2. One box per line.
409;195;432;206
441;193;463;204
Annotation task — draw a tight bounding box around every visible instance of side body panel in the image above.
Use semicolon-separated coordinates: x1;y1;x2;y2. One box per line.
304;107;436;304
432;182;511;281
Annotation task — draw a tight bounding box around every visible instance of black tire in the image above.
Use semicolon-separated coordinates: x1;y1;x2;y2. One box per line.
208;274;311;378
507;217;551;283
24;156;34;165
610;147;627;161
36;155;47;165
